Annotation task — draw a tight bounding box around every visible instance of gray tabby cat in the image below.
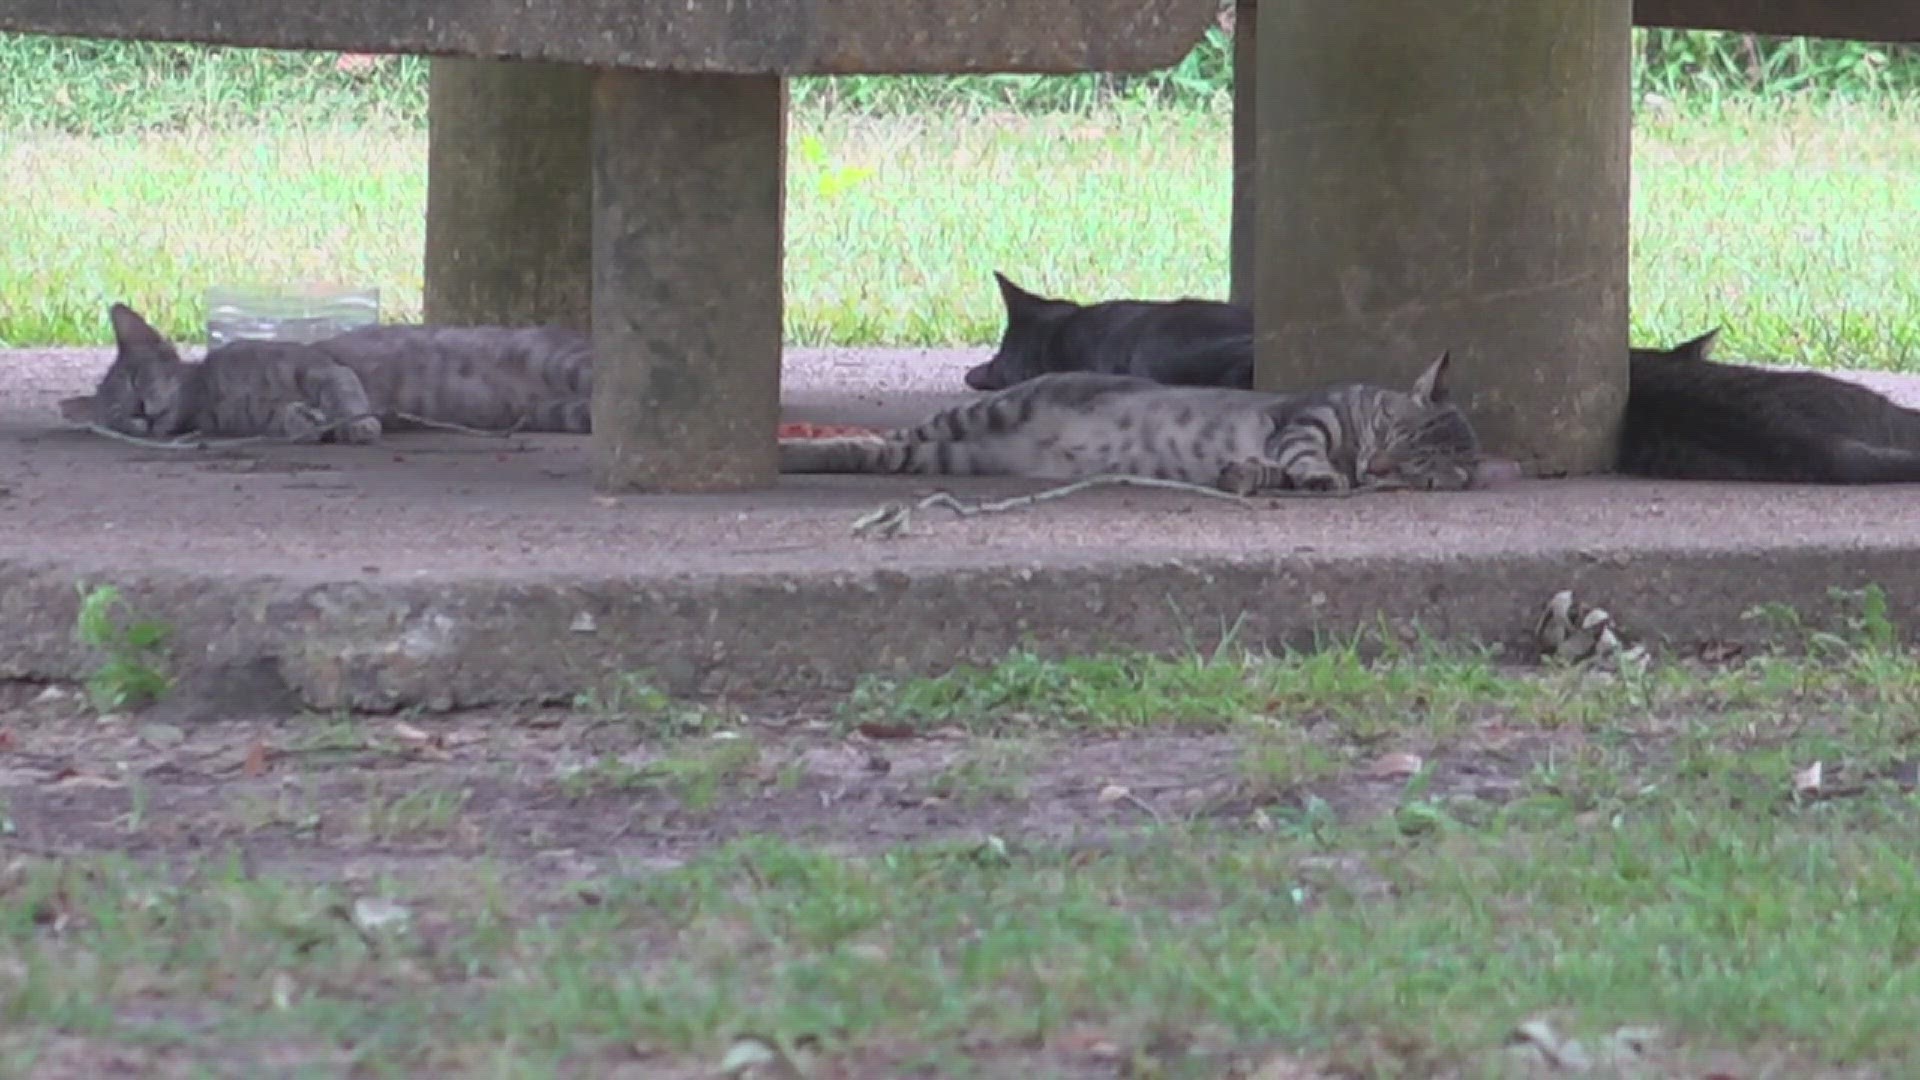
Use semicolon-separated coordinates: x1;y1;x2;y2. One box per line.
782;352;1479;493
75;304;592;442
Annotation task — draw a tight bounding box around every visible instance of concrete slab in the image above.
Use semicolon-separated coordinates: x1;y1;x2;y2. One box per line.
5;343;1920;718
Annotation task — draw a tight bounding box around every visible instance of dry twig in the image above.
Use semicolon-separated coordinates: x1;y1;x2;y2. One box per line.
393;412;527;438
850;472;1399;538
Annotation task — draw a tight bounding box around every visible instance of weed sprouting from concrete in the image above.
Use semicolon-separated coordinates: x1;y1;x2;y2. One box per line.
72;582;172;712
572;671;723;737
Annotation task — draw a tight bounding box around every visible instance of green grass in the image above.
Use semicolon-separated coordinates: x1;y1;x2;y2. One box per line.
11;629;1920;1074
841;631;1524;735
6;95;1920;370
71;583;172;713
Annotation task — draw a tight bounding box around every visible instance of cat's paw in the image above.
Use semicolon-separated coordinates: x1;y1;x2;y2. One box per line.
1294;470;1347;493
339;416;383;444
1216;460;1266;496
277;403;330;442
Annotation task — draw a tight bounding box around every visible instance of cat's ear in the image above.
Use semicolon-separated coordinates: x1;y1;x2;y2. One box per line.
993;271;1046;316
108;303;180;360
1411;350;1453;405
1672;327;1719;360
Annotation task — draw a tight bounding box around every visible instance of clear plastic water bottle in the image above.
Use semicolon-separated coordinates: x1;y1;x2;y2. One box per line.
205;285;381;350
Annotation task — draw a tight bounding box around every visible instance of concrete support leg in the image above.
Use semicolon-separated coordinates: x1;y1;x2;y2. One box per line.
1254;1;1632;475
1228;0;1257;307
589;72;785;493
424;60;592;329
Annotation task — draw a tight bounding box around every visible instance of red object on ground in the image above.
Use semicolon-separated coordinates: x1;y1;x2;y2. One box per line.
777;422;880;439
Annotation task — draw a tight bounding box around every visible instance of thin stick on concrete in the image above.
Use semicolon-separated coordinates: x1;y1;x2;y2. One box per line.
84;415;373;451
83;411;525;450
394;412;528;438
850;472;1403;539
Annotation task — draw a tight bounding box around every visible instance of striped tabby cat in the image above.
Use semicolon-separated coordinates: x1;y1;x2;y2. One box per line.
74;304;592;442
782;352;1480;493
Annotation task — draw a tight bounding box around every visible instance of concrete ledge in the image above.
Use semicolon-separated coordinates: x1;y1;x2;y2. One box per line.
7;345;1920;718
4;541;1918;718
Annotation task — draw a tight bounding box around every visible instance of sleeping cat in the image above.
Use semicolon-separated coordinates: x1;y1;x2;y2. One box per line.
964;271;1254;391
784;352;1479;493
1622;329;1920;483
72;304;592;442
974;274;1920;485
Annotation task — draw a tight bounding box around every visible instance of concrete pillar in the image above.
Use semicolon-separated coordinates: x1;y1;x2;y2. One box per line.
1228;0;1257;307
589;72;785;493
423;60;592;329
1254;1;1632;475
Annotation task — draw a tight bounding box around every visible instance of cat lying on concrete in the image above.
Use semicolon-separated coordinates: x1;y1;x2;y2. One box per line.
62;304;592;442
785;351;1482;494
969;273;1920;484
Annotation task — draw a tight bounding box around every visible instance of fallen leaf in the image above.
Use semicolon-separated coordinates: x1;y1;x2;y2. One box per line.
720;1035;780;1076
48;768;121;790
1504;1017;1592;1071
719;1033;810;1079
1793;760;1824;796
1366;751;1424;780
778;421;882;439
1248;1051;1331;1079
241;740;272;778
1053;1025;1122;1060
1600;1024;1660;1063
138;723;185;749
350;897;412;932
0;728;15;752
392;721;433;745
1698;640;1745;663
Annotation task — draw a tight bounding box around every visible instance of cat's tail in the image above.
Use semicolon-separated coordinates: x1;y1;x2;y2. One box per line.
1822;439;1920;484
780;435;917;474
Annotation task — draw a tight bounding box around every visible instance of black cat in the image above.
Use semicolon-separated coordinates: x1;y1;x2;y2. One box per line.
1622;329;1920;483
968;273;1920;484
964;272;1254;391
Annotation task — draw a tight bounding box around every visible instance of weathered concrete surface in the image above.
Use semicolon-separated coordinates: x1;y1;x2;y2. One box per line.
7;345;1920;720
1254;0;1632;477
1227;0;1257;309
589;70;785;493
423;61;592;331
0;0;1220;75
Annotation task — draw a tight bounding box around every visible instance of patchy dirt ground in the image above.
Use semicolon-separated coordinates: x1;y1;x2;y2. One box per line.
0;681;1534;883
0;658;1912;1080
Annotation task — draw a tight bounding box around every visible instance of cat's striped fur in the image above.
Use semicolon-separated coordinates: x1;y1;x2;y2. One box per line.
85;304;592;443
782;353;1480;493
